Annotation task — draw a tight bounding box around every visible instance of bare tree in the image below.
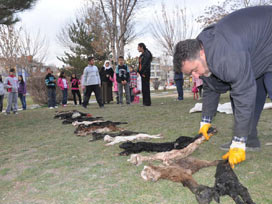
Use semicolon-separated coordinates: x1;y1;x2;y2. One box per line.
0;25;49;73
0;25;21;71
98;0;143;65
151;3;195;57
197;0;272;28
19;28;49;72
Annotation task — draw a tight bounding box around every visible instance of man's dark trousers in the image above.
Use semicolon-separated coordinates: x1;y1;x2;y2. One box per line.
230;75;266;148
141;76;151;106
83;85;103;107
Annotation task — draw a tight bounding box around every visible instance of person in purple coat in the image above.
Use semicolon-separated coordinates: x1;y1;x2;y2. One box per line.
18;75;26;110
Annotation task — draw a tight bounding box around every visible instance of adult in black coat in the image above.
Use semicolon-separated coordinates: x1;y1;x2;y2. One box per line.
137;43;152;106
100;60;114;104
173;6;272;168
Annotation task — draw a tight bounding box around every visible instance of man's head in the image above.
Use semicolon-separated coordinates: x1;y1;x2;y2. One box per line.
9;68;15;75
173;39;211;78
88;56;95;65
138;43;146;53
118;56;124;66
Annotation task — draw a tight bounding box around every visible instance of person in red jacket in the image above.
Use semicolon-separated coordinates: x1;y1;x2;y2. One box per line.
70;74;82;105
57;71;69;107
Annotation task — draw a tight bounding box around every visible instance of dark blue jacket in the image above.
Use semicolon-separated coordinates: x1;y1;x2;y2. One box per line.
197;6;272;138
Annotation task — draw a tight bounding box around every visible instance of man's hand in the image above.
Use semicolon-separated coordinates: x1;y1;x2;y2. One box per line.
198;122;212;140
222;141;246;168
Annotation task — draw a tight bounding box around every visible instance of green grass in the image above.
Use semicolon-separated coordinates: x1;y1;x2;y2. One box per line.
0;94;271;204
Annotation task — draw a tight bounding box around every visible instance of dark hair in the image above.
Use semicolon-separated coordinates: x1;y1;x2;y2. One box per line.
88;56;94;61
173;39;202;73
138;43;146;50
70;74;77;81
118;56;124;59
59;71;65;78
18;75;25;85
10;68;15;73
0;75;2;83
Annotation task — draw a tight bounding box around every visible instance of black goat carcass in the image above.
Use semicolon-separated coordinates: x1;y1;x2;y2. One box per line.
54;110;91;120
214;160;256;204
119;135;201;156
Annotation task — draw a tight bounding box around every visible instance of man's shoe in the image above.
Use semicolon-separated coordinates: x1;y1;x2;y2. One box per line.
49;107;54;109
220;142;261;152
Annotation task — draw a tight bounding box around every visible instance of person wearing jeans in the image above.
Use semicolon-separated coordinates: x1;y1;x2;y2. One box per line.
4;68;18;114
174;72;184;101
58;71;69;107
45;67;57;109
116;56;130;105
18;75;27;110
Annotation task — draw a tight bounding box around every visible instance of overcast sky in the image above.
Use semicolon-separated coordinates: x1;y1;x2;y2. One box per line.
16;0;219;67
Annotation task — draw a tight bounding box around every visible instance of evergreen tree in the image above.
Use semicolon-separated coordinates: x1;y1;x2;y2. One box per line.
57;3;110;75
0;0;37;25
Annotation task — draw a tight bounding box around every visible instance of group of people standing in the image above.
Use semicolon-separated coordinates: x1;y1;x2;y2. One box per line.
0;68;27;115
44;42;153;109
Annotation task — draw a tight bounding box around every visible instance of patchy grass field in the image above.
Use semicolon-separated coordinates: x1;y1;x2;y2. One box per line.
0;93;271;204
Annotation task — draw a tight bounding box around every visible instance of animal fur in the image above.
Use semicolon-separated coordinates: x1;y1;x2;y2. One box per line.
119;135;203;156
89;130;143;142
54;110;92;120
72;120;104;126
128;127;217;166
62;117;103;124
74;121;127;136
104;134;162;146
141;159;256;204
214;160;256;204
141;157;220;204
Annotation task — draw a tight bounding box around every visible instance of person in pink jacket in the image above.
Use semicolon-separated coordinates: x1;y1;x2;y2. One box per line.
112;72;119;104
57;71;69;106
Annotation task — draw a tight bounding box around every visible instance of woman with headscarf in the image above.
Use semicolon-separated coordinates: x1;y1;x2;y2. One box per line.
100;60;114;104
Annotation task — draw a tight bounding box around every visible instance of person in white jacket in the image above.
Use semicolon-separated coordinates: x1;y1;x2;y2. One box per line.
82;57;104;108
4;68;18;114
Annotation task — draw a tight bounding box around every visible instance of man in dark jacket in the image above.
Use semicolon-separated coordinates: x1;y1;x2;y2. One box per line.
137;43;152;106
173;6;272;168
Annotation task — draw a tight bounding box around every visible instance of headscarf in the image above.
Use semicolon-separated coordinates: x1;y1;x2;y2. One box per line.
104;60;112;70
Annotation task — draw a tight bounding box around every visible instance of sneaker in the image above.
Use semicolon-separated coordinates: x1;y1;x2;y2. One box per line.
49;107;54;109
13;112;18;115
220;142;261;152
54;106;58;108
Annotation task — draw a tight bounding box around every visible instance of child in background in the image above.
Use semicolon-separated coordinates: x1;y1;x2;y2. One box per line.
112;72;119;104
18;75;27;110
116;56;130;105
70;74;82;105
129;65;137;103
4;68;18;114
58;71;69;107
0;75;4;113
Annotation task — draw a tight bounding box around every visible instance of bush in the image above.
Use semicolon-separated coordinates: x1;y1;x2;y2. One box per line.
27;73;62;105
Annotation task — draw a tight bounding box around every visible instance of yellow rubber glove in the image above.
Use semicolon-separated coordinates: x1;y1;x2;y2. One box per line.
222;141;246;168
198;122;212;140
